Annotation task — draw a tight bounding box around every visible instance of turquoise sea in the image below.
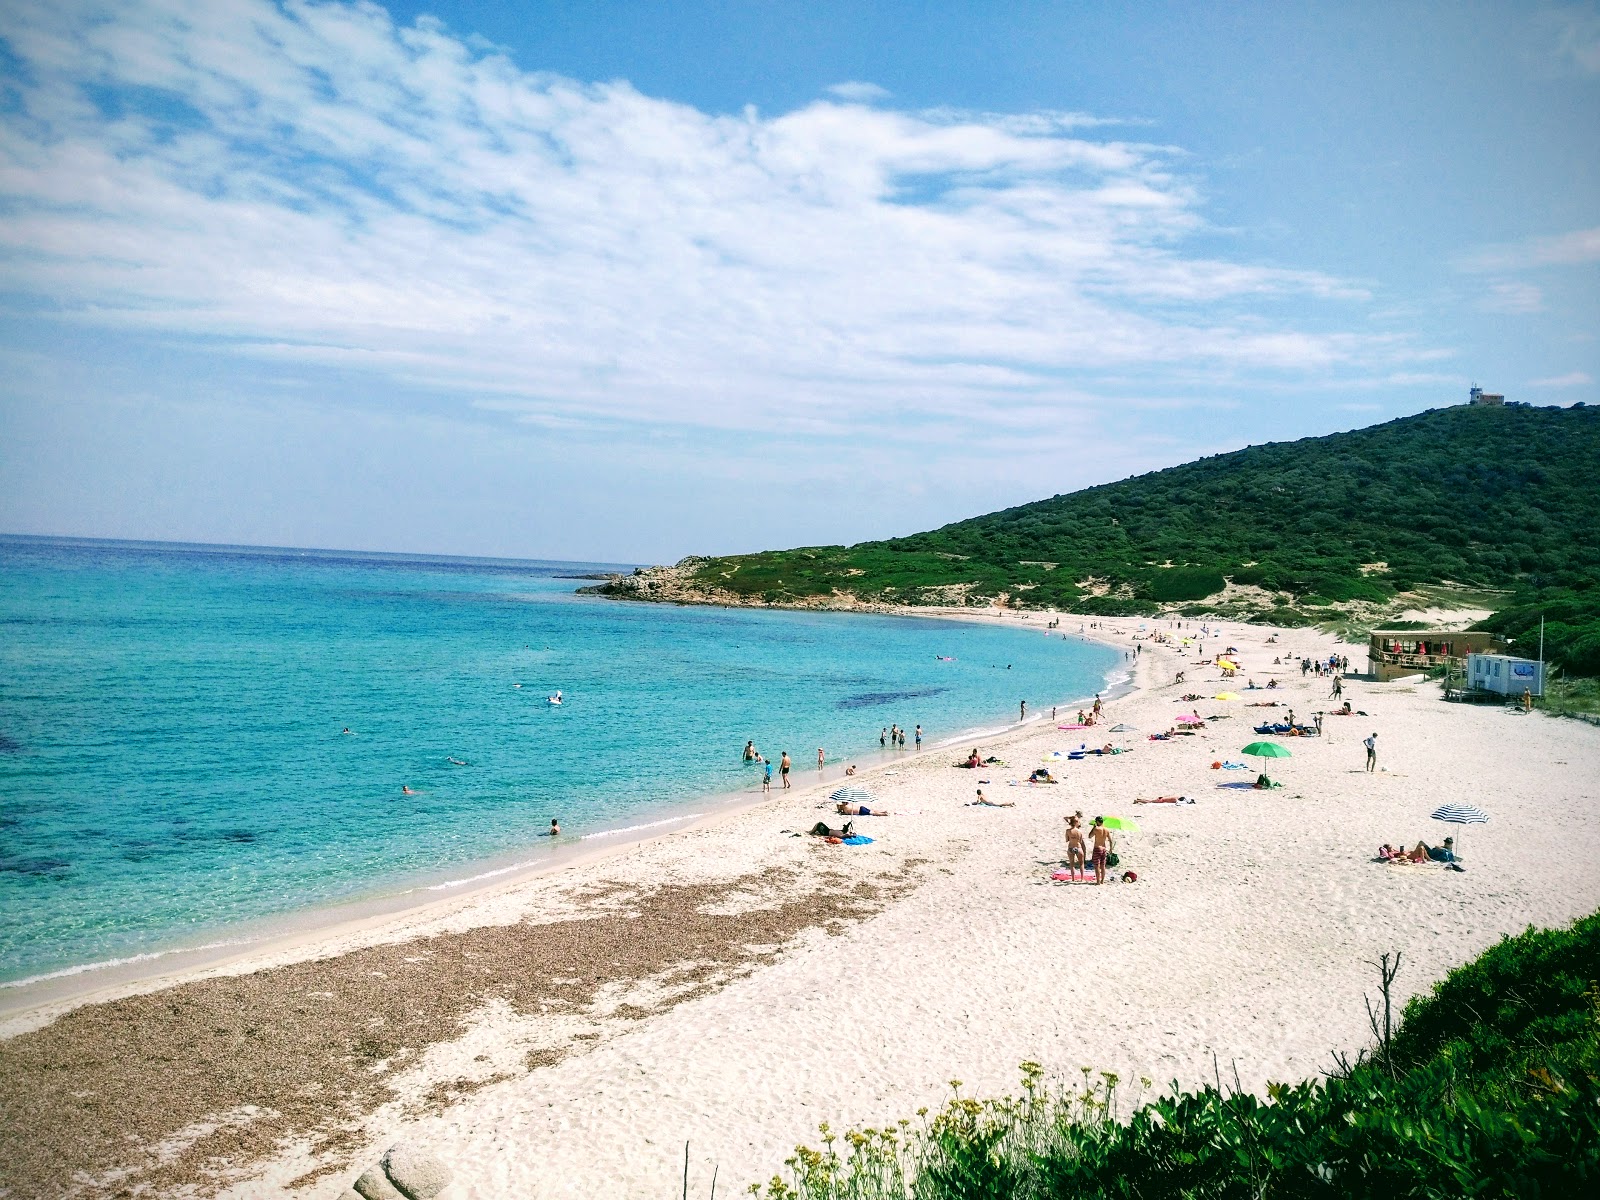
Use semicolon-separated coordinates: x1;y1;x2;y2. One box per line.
0;536;1122;987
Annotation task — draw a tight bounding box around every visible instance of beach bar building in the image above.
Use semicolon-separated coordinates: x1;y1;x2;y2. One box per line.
1467;653;1546;698
1367;628;1506;681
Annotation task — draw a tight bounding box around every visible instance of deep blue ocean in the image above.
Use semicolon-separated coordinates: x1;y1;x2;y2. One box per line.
0;536;1122;986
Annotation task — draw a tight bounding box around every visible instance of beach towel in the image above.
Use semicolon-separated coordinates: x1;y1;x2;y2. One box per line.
1216;781;1258;790
1049;871;1100;883
1058;724;1089;730
842;835;874;846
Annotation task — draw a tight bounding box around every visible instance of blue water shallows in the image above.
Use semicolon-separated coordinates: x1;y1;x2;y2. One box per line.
0;536;1122;985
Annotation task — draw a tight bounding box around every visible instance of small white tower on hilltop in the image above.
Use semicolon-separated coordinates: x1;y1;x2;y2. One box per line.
1468;385;1505;407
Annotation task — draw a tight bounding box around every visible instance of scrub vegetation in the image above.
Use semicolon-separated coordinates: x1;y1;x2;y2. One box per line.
746;911;1600;1199
596;404;1600;633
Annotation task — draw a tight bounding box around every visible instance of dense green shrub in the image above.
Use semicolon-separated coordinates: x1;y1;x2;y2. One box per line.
642;405;1600;622
1141;566;1226;602
1475;580;1600;677
753;911;1600;1200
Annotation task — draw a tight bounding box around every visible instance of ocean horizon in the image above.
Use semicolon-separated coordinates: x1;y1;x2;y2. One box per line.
0;534;1123;987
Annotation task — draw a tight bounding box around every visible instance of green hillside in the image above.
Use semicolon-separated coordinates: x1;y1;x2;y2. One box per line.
602;404;1598;625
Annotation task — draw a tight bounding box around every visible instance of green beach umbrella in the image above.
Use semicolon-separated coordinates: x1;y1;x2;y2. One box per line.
1241;741;1292;759
1100;815;1139;832
1242;740;1291;787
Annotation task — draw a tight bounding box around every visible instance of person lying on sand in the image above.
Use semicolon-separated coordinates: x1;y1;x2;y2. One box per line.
835;801;888;816
968;789;1014;807
1029;768;1058;783
1135;795;1194;805
1412;838;1456;863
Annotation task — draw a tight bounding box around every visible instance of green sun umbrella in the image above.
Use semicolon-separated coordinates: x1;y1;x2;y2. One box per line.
1100;815;1139;832
1241;741;1292;759
1242;740;1291;788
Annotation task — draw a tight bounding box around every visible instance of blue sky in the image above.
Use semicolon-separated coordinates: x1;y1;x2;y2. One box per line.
1;1;1596;562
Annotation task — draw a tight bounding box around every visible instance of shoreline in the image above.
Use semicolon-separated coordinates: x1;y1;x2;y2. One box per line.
4;610;1597;1199
0;604;1130;1027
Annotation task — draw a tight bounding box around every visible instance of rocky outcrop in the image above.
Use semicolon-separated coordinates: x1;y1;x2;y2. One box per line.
580;558;911;612
352;1142;452;1200
382;1143;454;1200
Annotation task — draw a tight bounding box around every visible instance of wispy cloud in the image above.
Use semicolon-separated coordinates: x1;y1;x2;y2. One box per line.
0;0;1408;440
1528;370;1593;387
1480;281;1545;313
825;81;890;102
1543;4;1600;73
1460;225;1600;273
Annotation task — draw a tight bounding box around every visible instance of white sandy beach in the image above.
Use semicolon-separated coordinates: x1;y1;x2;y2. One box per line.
7;614;1600;1198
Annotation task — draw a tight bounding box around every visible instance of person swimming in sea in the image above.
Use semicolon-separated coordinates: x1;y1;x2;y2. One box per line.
447;757;469;766
402;786;417;795
547;818;560;836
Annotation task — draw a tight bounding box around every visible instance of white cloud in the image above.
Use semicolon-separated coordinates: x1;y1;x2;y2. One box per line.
1480;282;1545;313
0;0;1404;441
824;81;890;102
1528;370;1593;387
1460;225;1600;272
1544;4;1600;73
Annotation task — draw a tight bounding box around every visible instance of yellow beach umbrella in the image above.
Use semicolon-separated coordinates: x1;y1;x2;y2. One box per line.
1214;691;1241;701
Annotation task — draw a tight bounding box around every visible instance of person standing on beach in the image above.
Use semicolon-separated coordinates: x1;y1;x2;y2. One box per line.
1330;674;1343;699
1093;694;1103;718
762;758;772;792
881;728;888;748
1064;815;1087;881
1020;700;1027;721
915;724;922;747
1365;733;1377;772
780;751;791;787
817;747;825;769
1088;816;1115;885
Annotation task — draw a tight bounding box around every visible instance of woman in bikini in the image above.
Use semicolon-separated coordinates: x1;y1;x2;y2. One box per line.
1064;815;1087;880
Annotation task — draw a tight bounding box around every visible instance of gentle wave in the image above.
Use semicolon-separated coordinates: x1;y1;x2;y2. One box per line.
424;858;550;890
0;938;256;990
581;813;705;839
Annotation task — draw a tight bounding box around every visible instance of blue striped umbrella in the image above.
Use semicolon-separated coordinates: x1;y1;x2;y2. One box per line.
829;785;878;807
1430;804;1488;859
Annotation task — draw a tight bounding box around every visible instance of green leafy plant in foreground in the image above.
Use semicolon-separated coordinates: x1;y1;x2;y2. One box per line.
750;912;1600;1199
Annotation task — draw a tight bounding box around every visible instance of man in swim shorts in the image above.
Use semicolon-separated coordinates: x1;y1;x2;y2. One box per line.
780;751;791;788
1088;816;1115;886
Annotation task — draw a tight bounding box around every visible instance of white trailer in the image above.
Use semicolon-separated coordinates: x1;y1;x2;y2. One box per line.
1466;653;1545;698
